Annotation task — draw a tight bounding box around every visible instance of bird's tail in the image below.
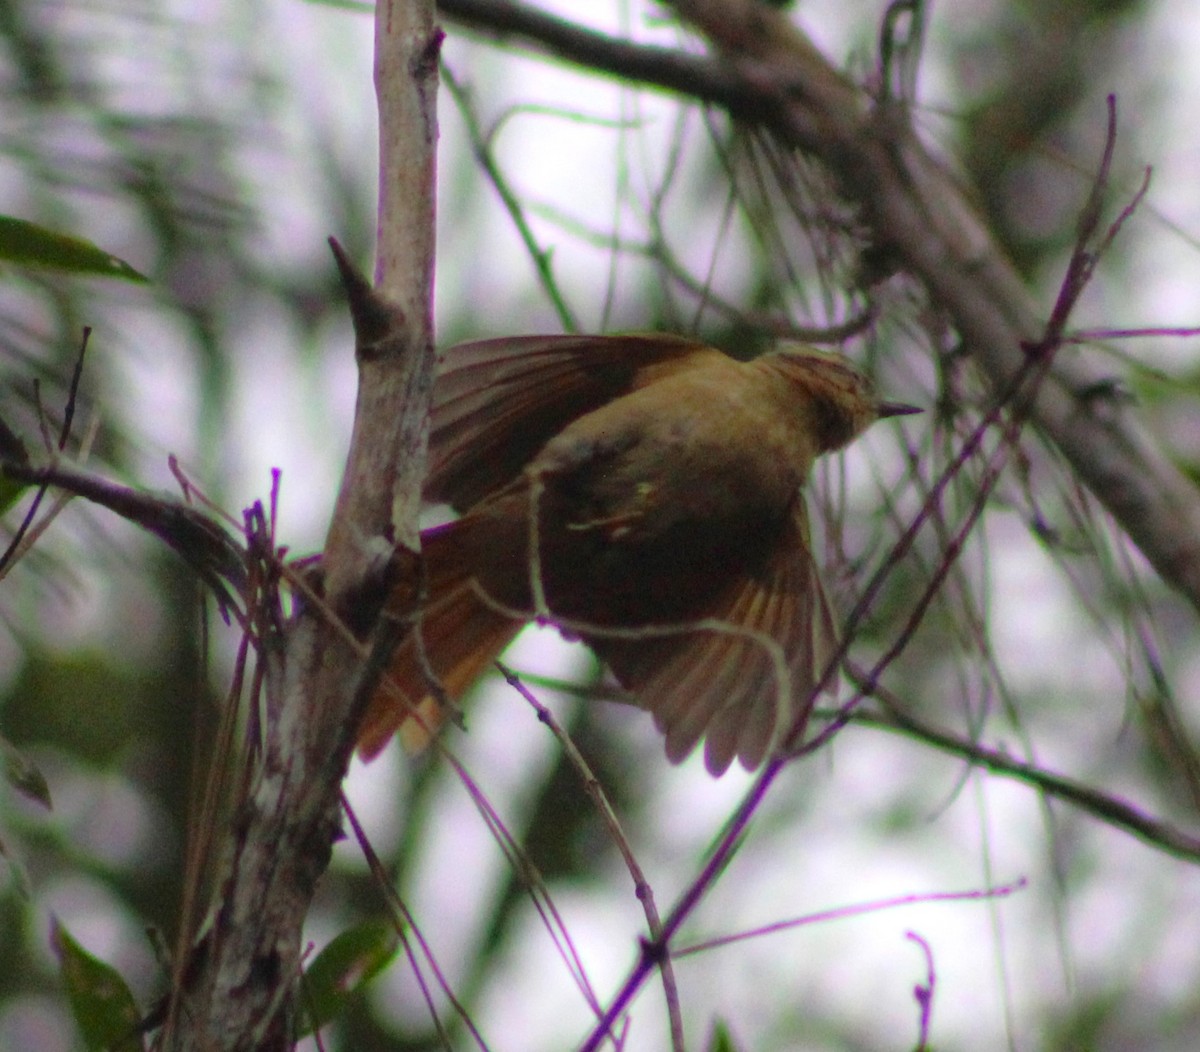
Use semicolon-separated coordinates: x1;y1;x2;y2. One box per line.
356;521;524;760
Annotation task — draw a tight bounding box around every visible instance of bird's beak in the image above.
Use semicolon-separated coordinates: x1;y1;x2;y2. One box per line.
878;401;923;419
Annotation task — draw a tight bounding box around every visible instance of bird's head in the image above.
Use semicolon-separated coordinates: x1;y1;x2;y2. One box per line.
770;345;921;453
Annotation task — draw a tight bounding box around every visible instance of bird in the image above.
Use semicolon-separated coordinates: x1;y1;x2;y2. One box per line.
355;333;919;776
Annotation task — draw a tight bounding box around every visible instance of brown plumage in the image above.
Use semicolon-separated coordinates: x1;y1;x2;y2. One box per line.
356;334;918;775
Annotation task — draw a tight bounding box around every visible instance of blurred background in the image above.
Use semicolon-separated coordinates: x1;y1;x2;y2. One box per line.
2;0;1200;1049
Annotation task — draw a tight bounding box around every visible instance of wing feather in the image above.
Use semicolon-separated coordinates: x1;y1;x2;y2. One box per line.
590;501;838;775
426;334;722;509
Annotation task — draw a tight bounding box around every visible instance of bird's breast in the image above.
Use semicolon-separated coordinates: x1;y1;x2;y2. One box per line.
535;366;813;532
465;360;820;628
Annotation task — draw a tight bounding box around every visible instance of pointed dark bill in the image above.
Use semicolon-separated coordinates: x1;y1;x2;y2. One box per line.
878;401;923;419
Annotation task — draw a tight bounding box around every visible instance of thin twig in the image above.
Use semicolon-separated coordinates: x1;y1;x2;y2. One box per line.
442;62;579;333
342;794;476;1051
842;690;1200;862
496;662;685;1052
675;879;1025;957
441;750;605;1019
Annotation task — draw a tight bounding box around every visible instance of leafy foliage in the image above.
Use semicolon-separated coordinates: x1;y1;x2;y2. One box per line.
52;921;143;1052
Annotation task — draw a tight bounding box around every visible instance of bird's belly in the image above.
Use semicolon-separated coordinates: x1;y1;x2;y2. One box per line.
469;414;801;628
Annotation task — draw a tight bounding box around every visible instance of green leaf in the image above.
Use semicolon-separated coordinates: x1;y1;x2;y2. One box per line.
0;475;30;516
2;734;52;808
0;415;31;515
52;920;144;1052
0;413;29;464
0;215;148;282
0;832;34;900
706;1018;743;1052
296;918;400;1037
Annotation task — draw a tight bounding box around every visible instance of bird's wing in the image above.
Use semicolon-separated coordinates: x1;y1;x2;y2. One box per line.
426;333;723;510
589;500;838;775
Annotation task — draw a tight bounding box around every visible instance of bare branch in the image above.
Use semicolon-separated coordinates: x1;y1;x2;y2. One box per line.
846;691;1200;862
165;2;441;1047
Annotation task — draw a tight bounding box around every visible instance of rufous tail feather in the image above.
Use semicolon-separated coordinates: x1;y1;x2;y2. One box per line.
356;525;523;759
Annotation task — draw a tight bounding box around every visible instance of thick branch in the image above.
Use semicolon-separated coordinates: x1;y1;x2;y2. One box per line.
169;3;440;1048
438;0;1200;614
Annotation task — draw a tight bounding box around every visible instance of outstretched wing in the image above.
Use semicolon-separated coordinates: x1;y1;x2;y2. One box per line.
588;500;838;775
426;333;723;510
